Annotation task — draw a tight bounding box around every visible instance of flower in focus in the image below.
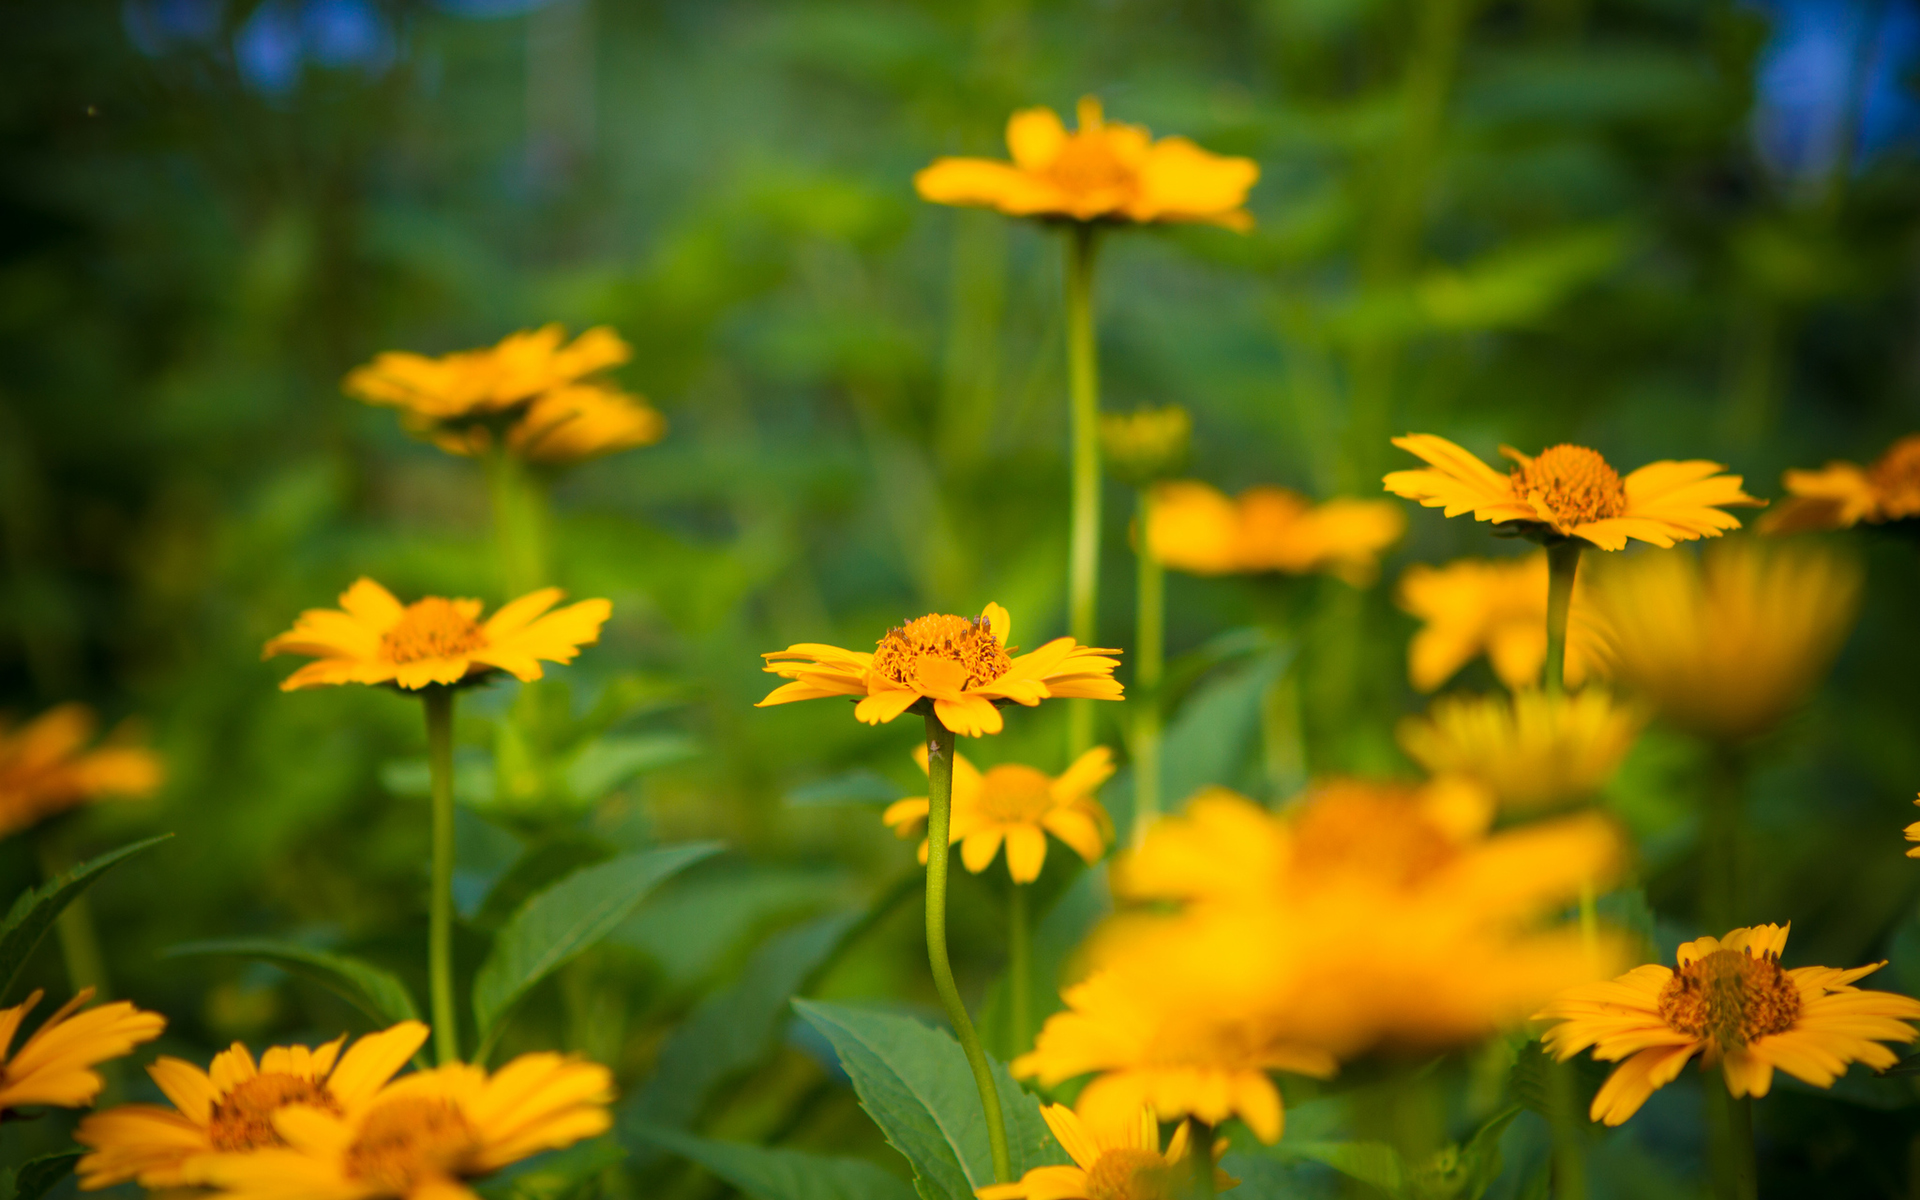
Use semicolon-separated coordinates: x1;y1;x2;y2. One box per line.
76;1021;428;1189
0;988;164;1113
1101;407;1192;486
1763;434;1920;533
1578;539;1860;742
1146;481;1405;585
1538;924;1920;1125
975;1103;1235;1200
1395;553;1603;692
915;97;1259;230
264;579;612;692
758;603;1122;737
200;1052;613;1199
1383;435;1761;550
883;746;1115;883
0;704;163;837
1398;689;1645;812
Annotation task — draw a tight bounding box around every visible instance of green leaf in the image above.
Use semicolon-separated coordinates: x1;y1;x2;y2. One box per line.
793;1000;1065;1200
473;836;615;932
0;834;172;1001
1510;1040;1606;1122
1403;1107;1522;1200
629;1121;917;1200
1276;1141;1405;1194
1161;644;1291;809
473;842;720;1039
567;733;700;800
4;1149;82;1200
784;770;904;807
163;938;419;1026
476;1136;627;1200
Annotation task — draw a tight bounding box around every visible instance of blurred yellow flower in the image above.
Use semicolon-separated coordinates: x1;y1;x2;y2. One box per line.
1763;433;1920;533
1398;689;1644;812
1538;924;1920;1126
346;324;629;425
758;603;1122;737
1395;553;1605;692
264;578;612;692
200;1052;613;1199
1579;539;1860;742
1383;435;1761;550
0;988;164;1113
505;384;665;464
76;1021;428;1190
884;746;1114;883
976;1103;1235;1200
0;704;162;837
915;97;1259;230
1907;795;1920;858
1146;481;1405;585
1100;407;1191;486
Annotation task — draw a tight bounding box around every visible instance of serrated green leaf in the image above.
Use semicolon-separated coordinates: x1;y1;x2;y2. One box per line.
1404;1106;1522;1200
0;835;172;1001
629;1121;917;1200
473;842;720;1039
9;1149;82;1200
164;937;419;1026
1510;1040;1606;1122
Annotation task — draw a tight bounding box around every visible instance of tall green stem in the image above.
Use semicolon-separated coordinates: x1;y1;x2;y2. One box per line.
1543;540;1582;694
1705;1080;1758;1200
1064;224;1102;759
1542;539;1588;1200
1185;1120;1217;1200
1007;882;1032;1056
924;713;1011;1183
424;686;459;1065
1132;487;1164;845
1547;1056;1588;1200
484;447;552;597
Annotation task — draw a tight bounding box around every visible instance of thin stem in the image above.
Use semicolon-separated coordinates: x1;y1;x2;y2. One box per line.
1007;882;1032;1056
1185;1120;1217;1200
484;446;552;597
1064;223;1102;759
1706;1077;1758;1200
424;686;460;1066
924;713;1011;1183
1547;1056;1588;1200
1543;540;1583;694
1132;487;1164;845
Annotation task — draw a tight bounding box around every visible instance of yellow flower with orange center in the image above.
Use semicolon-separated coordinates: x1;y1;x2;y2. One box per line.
0;704;163;837
1395;553;1604;692
198;1052;613;1199
1537;924;1920;1126
76;1021;428;1189
976;1104;1235;1200
263;578;612;692
1145;481;1405;586
883;746;1115;883
915;97;1259;230
1397;689;1645;813
1763;433;1920;533
1383;435;1761;550
0;988;164;1113
757;603;1122;737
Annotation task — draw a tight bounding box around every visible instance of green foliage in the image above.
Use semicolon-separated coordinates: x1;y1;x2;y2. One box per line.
0;1151;82;1200
0;835;171;1002
629;1122;918;1200
163;937;420;1027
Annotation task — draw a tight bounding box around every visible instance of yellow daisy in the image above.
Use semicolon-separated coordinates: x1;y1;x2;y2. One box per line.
1145;482;1405;586
1397;689;1645;812
263;578;612;692
1763;433;1920;533
1538;924;1920;1126
975;1103;1235;1200
1383;435;1761;550
0;703;163;837
198;1052;613;1199
1395;553;1603;692
76;1021;429;1189
344;325;629;427
0;988;164;1113
883;746;1115;883
915;97;1259;230
757;603;1122;737
1906;795;1920;858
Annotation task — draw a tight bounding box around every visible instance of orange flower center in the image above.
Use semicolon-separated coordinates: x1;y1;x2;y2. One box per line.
871;614;1011;691
1656;947;1801;1048
1509;444;1627;528
1289;786;1456;889
1046;133;1138;198
1869;434;1920;520
1085;1148;1172;1200
380;599;488;665
344;1095;482;1190
207;1072;341;1151
977;764;1056;822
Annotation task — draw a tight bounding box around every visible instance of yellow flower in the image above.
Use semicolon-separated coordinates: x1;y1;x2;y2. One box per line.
1763;433;1920;533
0;988;164;1112
504;384;666;465
1101;408;1192;486
0;704;163;837
915;97;1259;230
1383;435;1761;551
1145;481;1405;585
1538;924;1920;1126
757;603;1122;737
882;747;1115;883
1906;795;1920;858
199;1052;613;1199
975;1103;1235;1200
1395;553;1602;692
75;1022;428;1189
264;578;612;692
1578;539;1860;742
1397;689;1645;812
345;325;629;426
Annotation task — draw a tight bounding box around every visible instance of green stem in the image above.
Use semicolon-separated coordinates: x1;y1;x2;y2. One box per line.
1543;540;1582;694
424;686;460;1066
924;713;1011;1183
35;840;109;997
1132;487;1164;844
1065;223;1102;759
484;446;552;597
1547;1056;1589;1200
1705;1078;1758;1200
1703;745;1745;932
1008;882;1032;1056
1186;1120;1217;1200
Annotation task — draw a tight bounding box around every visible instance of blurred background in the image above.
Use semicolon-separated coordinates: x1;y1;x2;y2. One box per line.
8;0;1920;1195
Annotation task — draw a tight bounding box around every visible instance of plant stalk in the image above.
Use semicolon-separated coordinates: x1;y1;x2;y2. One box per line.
1548;1054;1588;1200
1543;540;1582;694
1008;881;1032;1056
1706;1079;1758;1200
1065;223;1102;759
1543;536;1591;1200
1132;487;1164;844
484;446;552;598
424;686;460;1065
1185;1119;1217;1200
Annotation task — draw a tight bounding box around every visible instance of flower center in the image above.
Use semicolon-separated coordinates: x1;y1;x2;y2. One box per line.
1870;434;1920;519
870;614;1011;691
1656;947;1801;1048
344;1096;482;1191
1509;445;1627;528
977;765;1056;822
1085;1148;1172;1200
1047;135;1138;196
380;599;488;665
207;1072;340;1152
